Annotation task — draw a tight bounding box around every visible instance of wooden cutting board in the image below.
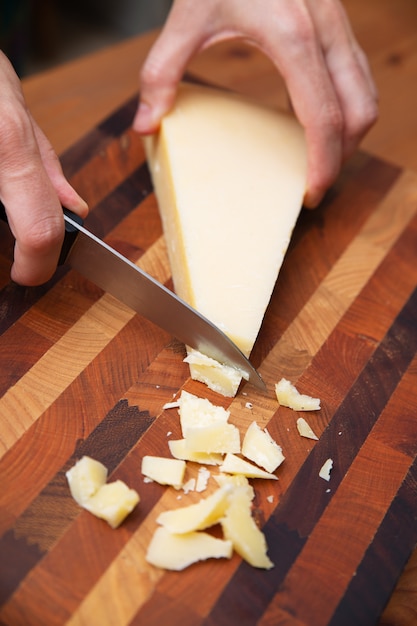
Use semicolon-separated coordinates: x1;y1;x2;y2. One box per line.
0;94;417;626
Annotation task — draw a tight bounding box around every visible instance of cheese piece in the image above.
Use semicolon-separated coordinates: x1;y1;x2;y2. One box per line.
157;484;231;533
275;378;321;411
168;438;223;465
178;390;230;436
141;455;186;488
143;82;307;395
220;453;278;480
83;480;140;529
184;350;245;398
195;467;211;492
185;422;241;454
319;458;333;482
65;456;108;505
221;485;274;569
241;421;285;472
296;416;319;440
214;474;255;500
146;526;233;570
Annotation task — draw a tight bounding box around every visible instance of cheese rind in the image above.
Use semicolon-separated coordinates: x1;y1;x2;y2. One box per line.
143;83;307;395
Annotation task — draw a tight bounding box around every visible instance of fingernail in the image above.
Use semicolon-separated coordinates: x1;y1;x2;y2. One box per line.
133;101;154;134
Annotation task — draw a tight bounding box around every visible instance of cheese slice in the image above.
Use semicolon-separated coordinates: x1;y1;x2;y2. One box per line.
220;485;274;569
143;82;307;395
156;484;231;534
146;527;233;570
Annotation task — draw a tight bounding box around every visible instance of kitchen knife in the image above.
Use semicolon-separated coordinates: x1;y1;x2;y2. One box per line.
0;203;265;389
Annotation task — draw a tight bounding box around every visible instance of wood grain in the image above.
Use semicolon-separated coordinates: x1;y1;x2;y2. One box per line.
0;85;416;625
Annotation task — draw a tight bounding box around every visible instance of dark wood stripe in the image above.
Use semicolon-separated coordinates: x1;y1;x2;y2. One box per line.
329;458;417;626
204;286;417;626
60;95;139;179
0;400;154;606
251;152;402;366
0;162;151;337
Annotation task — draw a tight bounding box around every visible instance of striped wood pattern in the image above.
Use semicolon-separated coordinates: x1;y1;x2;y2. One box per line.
0;94;417;626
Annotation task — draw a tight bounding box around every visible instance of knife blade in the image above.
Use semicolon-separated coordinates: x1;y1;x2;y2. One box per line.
0;203;265;390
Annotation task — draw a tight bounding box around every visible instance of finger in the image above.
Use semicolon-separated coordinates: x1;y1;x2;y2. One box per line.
31;117;89;217
257;2;345;207
306;0;378;161
0;114;65;286
133;0;209;134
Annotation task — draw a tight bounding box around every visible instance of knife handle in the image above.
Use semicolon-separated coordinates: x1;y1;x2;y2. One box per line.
0;200;83;266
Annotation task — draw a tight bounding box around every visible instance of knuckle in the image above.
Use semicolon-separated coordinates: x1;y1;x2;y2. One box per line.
140;56;166;89
346;97;379;142
19;214;63;256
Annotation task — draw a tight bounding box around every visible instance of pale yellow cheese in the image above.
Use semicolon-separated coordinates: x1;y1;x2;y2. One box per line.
241;421;285;473
296;416;319;440
83;480;140;529
157;485;231;533
141;455;186;488
275;378;321;411
184;422;241;454
143;82;307;395
65;456;108;505
168;438;223;465
184;350;245;397
220;485;273;569
146;526;233;570
319;458;333;481
178;390;230;436
220;453;278;480
66;457;139;528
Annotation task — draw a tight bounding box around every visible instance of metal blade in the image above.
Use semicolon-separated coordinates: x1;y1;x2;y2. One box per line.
64;214;265;389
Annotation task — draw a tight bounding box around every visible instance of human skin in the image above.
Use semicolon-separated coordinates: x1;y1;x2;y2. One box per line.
134;0;378;208
0;52;88;286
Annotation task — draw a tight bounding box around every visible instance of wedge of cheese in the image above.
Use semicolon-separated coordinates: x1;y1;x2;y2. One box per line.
143;82;307;395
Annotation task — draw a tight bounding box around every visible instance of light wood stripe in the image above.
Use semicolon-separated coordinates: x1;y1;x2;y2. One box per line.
260;356;417;626
0;236;170;459
261;169;417;382
58;173;417;625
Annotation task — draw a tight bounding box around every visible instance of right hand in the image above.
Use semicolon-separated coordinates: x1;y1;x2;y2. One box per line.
134;0;378;208
0;51;88;286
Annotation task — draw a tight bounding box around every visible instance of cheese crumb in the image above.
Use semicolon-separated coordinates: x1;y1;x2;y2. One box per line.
319;458;333;482
196;467;211;492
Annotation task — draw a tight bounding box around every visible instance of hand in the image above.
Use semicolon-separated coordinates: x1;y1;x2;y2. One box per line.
134;0;378;207
0;51;88;286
